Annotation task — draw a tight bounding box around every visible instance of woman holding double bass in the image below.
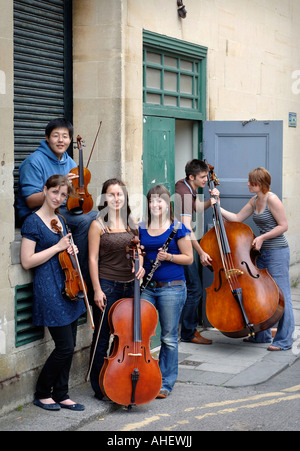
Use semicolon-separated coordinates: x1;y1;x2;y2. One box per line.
213;167;294;351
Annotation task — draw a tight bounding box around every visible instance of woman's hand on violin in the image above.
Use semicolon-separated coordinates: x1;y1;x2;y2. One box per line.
94;289;107;312
67;244;79;256
57;233;73;252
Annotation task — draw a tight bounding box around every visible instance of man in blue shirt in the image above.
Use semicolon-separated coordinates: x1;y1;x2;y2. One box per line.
17;118;97;282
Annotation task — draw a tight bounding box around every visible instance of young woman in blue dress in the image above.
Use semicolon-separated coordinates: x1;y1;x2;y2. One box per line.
20;174;86;411
139;185;193;398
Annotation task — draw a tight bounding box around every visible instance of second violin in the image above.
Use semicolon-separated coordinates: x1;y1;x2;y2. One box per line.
51;219;94;329
66;135;93;214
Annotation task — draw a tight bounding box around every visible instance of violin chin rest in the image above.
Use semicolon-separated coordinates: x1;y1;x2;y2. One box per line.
70;207;83;215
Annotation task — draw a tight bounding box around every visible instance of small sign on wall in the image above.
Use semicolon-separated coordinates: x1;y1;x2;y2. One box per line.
289;112;297;127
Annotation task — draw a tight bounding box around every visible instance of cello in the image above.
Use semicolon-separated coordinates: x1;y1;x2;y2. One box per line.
99;236;162;407
200;163;284;338
51;219;94;329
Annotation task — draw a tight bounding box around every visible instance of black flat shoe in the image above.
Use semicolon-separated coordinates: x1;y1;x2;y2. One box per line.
58;402;85;411
33;399;61;411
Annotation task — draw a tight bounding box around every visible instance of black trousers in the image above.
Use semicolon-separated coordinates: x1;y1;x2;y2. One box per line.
35;320;78;402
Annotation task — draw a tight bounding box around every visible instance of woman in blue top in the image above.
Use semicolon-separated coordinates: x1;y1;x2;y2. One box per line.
139;185;193;398
21;175;86;411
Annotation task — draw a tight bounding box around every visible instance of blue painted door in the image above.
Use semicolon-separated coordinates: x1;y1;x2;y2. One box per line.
201;120;283;326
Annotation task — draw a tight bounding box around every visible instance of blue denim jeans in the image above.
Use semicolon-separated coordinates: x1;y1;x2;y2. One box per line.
181;259;202;341
90;279;134;398
250;246;295;350
142;282;187;393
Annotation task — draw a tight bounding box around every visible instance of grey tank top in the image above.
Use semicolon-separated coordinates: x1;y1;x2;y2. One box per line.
252;195;288;250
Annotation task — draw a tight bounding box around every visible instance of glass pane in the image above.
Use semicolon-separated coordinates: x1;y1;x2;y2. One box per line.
164;56;177;68
180;75;193;94
146;68;161;89
146;93;161;105
164;71;177;92
181;60;193;71
147;52;161;64
180;98;193;109
164;95;178;107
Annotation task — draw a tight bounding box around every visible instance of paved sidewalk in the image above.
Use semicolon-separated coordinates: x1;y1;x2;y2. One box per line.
178;286;300;387
0;287;299;431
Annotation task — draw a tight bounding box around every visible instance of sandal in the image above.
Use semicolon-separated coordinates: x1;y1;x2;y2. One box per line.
267;345;282;351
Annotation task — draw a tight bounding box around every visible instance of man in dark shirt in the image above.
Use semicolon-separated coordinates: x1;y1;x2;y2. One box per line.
175;159;218;344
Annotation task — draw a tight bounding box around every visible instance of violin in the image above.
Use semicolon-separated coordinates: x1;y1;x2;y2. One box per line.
200;163;284;338
51;219;94;329
99;236;162;407
66;135;93;214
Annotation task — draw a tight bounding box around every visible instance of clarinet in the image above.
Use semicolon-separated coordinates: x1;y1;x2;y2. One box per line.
140;222;180;293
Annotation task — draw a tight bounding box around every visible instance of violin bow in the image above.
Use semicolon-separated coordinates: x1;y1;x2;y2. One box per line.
65;225;95;329
86;121;102;169
85;302;106;382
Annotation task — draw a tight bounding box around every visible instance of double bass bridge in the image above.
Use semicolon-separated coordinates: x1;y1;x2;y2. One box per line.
225;268;244;280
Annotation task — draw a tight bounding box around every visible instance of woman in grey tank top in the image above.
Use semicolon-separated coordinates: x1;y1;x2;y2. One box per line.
215;167;295;351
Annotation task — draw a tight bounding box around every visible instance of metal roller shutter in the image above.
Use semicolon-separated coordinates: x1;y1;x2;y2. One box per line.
13;0;72;201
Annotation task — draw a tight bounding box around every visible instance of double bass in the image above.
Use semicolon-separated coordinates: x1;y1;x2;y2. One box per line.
99;237;162;407
200;163;284;338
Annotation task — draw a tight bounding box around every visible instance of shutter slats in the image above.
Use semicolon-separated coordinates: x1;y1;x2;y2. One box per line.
13;0;66;198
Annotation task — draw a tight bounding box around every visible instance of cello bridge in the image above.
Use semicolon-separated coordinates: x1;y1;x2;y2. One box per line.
128;353;142;356
225;269;244;279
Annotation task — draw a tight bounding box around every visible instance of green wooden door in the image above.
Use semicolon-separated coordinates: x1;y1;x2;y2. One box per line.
143;116;175;196
143;116;175;349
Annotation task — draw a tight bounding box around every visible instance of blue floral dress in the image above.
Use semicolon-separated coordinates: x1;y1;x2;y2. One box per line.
21;213;86;327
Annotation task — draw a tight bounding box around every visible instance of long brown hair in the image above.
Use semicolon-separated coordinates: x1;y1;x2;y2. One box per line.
146;185;174;226
97;178;137;233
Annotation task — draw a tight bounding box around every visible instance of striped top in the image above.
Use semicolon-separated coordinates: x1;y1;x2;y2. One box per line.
252;194;288;250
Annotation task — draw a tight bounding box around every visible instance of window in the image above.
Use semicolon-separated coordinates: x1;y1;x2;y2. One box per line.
143;30;207;120
15;284;44;347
